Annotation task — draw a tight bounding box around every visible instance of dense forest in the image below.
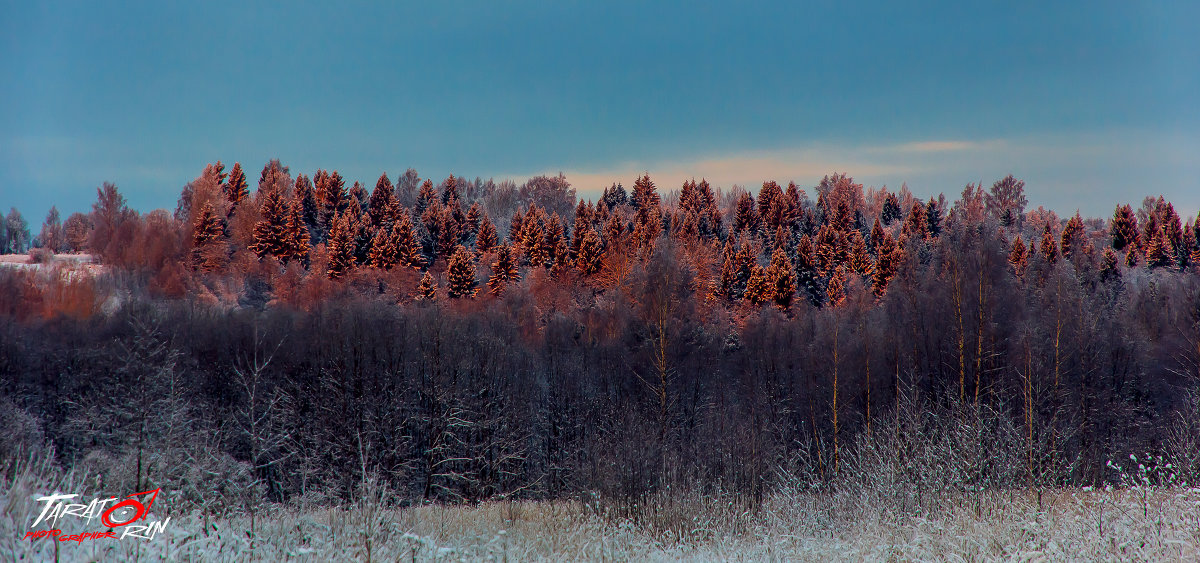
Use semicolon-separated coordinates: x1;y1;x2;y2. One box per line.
3;160;1200;518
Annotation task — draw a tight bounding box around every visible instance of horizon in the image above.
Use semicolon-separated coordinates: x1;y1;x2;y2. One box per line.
2;2;1198;221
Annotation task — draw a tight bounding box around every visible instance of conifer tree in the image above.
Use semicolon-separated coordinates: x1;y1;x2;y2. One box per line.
1110;204;1139;251
544;215;565;267
192;201;225;270
1060;212;1084;258
465;202;482;239
509;209;524;244
226;162;249;208
575;227;604;276
881;192;902;225
326;213;356;280
901;202;928;240
1100;247;1121;283
446;245;478;298
368;173;399;229
848;232;874;277
1039;223;1058;264
487;243;520;296
871;231;898;299
417;271;438;300
814;224;844;278
869;218;885;255
393;213;424;270
1008;235;1029;278
1146;228;1173;269
827;266;847;308
522;214;546;266
1125;245;1140;267
475;215;499;254
767;246;796;311
570;202;590;259
293;174;319;236
926;199;943;237
631;174;661;226
283;199;310;263
795;234;825;306
733;192;760;235
713;238;739;301
744;264;772;307
437;205;461;261
368;227;396;269
213;160;228;185
319;170;347;236
441;174;459;205
250;185;288;258
415;179;437;216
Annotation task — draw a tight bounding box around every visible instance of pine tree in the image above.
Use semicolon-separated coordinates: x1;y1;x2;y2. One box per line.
326;213;356;280
869;218;885;255
1100;247;1121;283
712;238;739;301
827;266;847;308
1008;235;1029;278
465;202;482;239
393;213;424;270
1126;245;1140;267
487;243;520;295
293;174;319;236
1060;212;1084;259
744;264;772;307
417;271;438;301
283;199;310;263
226;162;249;208
250;185;288;258
522;214;546;266
476;215;499;254
926;199;943;237
319;170;347;236
544;215;565;267
814;224;843;278
767;246;796;311
1039;223;1058;264
795;234;824;306
575;227;604;276
570;201;590;259
1110;204;1139;252
437;205;461;261
368;227;396;269
446;245;478;298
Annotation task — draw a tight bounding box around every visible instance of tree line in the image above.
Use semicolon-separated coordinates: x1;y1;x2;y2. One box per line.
3;160;1200;514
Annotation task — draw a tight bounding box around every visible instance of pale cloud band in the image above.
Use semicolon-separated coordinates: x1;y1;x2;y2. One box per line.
501;133;1200;218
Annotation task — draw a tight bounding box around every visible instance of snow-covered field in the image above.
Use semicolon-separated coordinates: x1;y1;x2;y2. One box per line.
4;459;1198;562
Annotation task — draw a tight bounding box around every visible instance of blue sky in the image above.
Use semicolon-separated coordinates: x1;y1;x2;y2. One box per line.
2;1;1197;222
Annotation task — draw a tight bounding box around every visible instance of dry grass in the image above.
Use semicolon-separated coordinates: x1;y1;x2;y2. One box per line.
3;455;1199;562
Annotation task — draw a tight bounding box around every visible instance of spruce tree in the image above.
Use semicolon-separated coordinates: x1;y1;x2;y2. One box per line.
283;199;310;263
251;185;288;258
827;266;847;308
1039;223;1058;264
871;232;898;299
1110;204;1139;251
869;218;885;255
293;174;319;237
476;215;499;254
1146;228;1173;269
744;264;772;307
631;174;661;226
393;213;424;270
191;202;225;270
575;227;604;276
901;202;928;240
326;213;356;280
226;162;249;208
1100;247;1121;283
767;246;796;311
1060;212;1084;258
487;243;520;295
368;173;399;229
881;192;902;225
446;245;478;298
509;209;525;244
795;234;824;306
417;271;438;300
441;174;459;205
465;202;483;239
1008;235;1029;278
848;232;874;277
733;192;759;235
368;227;396;269
415;179;437;216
